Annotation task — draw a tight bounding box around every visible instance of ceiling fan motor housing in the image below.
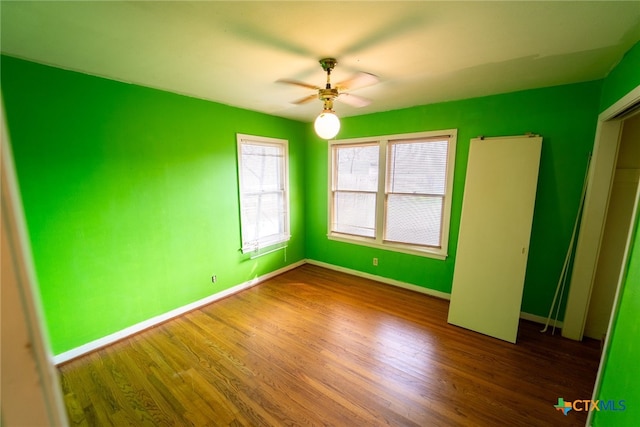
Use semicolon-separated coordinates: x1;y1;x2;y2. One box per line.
319;58;337;72
319;88;339;101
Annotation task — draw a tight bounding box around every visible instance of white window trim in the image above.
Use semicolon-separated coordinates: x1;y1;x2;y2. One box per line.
328;130;457;260
237;134;290;254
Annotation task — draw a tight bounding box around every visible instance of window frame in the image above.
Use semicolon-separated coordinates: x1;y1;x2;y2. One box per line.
237;134;290;254
328;129;457;259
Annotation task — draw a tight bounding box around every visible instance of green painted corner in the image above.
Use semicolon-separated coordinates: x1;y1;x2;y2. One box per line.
600;39;640;113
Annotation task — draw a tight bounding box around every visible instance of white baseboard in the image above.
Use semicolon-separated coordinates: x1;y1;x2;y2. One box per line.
53;258;558;364
52;260;306;365
305;259;452;300
520;311;563;329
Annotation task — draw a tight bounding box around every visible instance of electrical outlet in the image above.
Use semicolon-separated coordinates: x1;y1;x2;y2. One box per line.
373;257;378;266
211;275;217;283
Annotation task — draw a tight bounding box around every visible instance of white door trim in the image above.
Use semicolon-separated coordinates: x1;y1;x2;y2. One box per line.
563;84;640;340
1;100;69;425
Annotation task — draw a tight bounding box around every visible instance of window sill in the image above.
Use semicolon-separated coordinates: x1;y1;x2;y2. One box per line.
241;236;291;255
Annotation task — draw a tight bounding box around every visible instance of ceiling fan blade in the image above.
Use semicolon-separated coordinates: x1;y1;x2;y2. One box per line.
336;72;379;91
276;78;320;90
291;94;318;105
337;93;372;108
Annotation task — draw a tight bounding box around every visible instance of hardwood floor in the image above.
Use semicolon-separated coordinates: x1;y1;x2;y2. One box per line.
59;264;600;426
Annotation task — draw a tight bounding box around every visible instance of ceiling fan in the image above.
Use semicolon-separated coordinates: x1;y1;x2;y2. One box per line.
277;58;379;139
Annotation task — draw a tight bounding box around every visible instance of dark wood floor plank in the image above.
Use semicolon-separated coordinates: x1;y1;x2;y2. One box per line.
59;264;599;426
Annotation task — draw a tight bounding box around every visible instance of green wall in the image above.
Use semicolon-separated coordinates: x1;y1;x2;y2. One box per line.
1;56;307;355
592;39;640;427
600;40;640;113
305;81;601;318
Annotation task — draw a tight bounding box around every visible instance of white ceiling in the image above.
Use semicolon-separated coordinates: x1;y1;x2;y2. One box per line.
2;1;640;122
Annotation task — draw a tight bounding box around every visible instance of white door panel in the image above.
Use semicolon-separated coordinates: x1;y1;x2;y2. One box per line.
448;136;542;343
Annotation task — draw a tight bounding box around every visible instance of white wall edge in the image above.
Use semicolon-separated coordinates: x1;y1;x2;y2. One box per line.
306;259;452;300
52;260;305;365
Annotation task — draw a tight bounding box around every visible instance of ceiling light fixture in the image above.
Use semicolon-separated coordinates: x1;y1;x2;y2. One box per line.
314;59;341;140
314;99;340;140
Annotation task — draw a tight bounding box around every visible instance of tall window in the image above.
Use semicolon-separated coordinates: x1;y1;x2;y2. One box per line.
329;130;456;259
332;143;379;238
237;134;289;253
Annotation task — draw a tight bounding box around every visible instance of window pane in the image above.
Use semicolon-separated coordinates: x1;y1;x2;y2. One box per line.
335;145;379;191
241;144;284;193
388;140;448;194
333;191;376;237
385;194;443;247
241;193;285;243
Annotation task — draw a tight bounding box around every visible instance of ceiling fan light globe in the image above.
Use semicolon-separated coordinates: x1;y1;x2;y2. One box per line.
314;111;340;139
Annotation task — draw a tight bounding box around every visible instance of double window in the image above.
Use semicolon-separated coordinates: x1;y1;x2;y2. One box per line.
329;130;456;259
237;134;290;253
